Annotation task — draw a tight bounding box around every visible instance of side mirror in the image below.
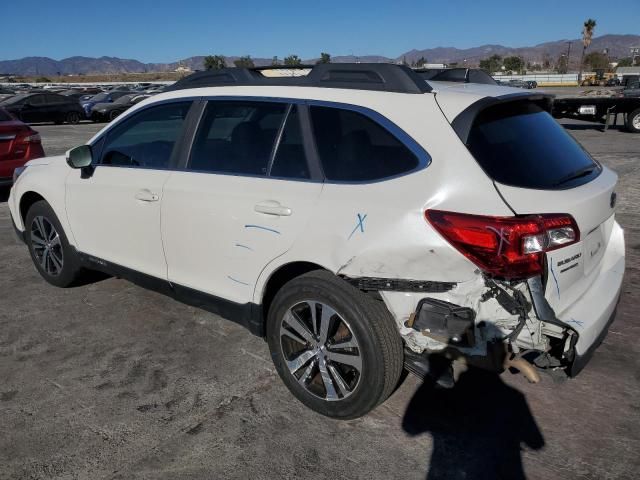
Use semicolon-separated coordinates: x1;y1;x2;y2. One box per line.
66;145;93;169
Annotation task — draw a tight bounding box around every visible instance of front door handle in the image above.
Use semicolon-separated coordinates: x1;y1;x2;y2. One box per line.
135;189;159;202
254;200;292;216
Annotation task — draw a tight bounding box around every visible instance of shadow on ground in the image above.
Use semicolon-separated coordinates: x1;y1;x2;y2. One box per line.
0;186;9;203
402;355;545;480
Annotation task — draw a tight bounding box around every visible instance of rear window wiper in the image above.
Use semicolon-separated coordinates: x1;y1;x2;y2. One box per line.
552;166;597;187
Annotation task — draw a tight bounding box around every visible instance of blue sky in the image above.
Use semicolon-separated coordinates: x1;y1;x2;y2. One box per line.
2;1;637;62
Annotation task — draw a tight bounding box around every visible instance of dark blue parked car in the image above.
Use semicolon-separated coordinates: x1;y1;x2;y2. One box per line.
81;91;134;119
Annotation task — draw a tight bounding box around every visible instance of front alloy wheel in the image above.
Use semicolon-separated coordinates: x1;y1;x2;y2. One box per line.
31;215;64;276
25;200;83;287
280;301;362;401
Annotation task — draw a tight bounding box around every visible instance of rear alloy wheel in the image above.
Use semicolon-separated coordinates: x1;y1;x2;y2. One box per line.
66;111;80;124
267;270;403;419
280;301;363;402
25;200;83;287
627;108;640;133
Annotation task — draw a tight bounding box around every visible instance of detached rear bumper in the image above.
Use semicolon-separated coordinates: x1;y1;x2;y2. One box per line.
559;221;625;376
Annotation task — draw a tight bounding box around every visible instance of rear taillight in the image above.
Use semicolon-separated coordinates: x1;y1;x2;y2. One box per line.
425;210;580;279
17;132;41;144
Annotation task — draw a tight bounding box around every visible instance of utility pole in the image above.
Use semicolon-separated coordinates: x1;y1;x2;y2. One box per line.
566;42;572;71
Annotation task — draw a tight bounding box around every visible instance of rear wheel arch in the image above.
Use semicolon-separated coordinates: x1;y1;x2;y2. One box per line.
259;261;327;332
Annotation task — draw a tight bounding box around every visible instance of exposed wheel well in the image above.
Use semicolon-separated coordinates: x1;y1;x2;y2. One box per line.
260;261;326;329
19;191;46;224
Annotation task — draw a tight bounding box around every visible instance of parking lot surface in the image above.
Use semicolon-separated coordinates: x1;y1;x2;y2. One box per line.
1;121;639;479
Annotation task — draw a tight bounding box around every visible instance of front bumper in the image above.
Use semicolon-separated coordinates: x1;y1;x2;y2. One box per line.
12;213;26;244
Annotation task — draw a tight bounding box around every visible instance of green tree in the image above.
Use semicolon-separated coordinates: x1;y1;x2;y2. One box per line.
503;56;524;73
578;18;597;82
479;54;502;73
203;55;226;70
584;51;609;71
271;56;279;66
617;57;633;67
234;56;255;68
284;55;301;66
317;52;331;64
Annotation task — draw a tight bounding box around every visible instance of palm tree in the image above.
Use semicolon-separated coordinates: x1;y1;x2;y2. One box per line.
578;18;597;83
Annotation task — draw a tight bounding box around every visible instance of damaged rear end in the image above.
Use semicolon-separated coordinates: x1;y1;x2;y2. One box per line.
387;86;625;381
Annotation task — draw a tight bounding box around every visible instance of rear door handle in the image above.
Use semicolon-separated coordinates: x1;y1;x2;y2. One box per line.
254;200;292;216
135;189;159;202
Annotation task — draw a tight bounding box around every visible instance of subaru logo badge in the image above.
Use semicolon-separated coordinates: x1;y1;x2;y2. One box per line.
610;192;617;209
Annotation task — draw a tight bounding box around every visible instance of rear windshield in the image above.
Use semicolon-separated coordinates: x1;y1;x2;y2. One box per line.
467;102;600;189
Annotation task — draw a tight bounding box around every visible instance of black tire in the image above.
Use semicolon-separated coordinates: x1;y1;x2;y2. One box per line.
25;200;83;287
66;111;81;124
109;110;122;122
267;270;403;419
626;108;640;133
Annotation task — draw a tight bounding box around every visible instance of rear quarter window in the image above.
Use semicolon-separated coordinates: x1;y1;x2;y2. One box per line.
466;102;600;190
310;106;420;182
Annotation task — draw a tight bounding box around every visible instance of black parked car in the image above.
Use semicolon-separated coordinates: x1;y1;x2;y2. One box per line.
90;94;150;122
0;93;84;124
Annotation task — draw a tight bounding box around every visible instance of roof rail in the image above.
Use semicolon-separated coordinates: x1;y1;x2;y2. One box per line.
167;63;433;94
416;68;497;85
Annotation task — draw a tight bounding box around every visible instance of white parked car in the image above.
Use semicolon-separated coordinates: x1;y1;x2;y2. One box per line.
8;65;625;419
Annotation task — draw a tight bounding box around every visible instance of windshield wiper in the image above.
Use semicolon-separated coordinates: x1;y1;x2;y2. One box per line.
553;166;597;187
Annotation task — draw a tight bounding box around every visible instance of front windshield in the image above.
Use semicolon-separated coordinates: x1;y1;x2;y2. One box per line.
0;94;29;105
90;93;109;103
0;108;13;121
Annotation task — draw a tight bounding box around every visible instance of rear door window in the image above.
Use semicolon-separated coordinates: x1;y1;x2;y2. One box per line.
270;106;310;179
189;101;287;176
309;105;419;182
466;102;600;189
46;94;63;104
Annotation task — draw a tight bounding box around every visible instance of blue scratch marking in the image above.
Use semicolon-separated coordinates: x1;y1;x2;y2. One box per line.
235;243;254;251
566;318;584;328
227;275;250;286
245;224;280;235
549;261;561;300
348;213;368;240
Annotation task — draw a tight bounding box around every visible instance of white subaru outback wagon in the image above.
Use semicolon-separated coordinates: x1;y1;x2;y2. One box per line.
9;65;625;419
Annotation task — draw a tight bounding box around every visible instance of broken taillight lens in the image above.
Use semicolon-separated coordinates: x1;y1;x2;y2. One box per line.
425;210;580;279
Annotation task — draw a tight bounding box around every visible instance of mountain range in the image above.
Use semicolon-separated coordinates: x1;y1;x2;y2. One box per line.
1;34;638;76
